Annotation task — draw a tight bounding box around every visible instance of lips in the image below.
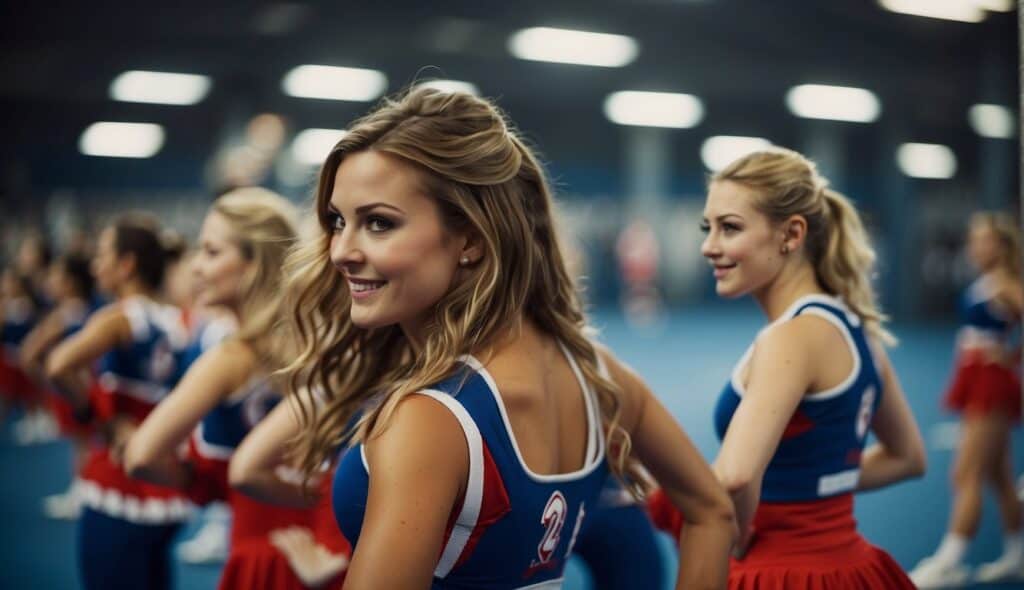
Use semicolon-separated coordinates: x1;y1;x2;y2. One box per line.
347;277;387;299
712;264;736;279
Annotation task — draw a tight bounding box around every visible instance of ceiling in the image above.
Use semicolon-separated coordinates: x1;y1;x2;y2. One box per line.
0;0;1017;193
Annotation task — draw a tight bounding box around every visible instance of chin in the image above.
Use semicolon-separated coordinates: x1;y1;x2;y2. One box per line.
714;281;745;299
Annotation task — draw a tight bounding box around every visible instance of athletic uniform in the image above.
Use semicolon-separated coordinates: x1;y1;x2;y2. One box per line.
333;347;608;589
943;276;1021;421
573;478;664;590
651;294;913;588
0;296;39;405
76;296;191;590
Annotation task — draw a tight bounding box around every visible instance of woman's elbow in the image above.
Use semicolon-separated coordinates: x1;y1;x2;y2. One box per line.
43;355;66;382
715;465;755;496
906;446;927;479
227;455;257;493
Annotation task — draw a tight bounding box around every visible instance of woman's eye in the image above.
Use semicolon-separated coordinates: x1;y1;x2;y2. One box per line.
699;223;711;234
327;213;344;232
723;223;740;233
367;215;394;232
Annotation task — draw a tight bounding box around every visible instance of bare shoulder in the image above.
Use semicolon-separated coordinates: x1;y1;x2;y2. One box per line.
367;393;469;468
200;338;258;390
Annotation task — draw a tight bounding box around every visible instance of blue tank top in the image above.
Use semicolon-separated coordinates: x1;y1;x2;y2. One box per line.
957;276;1015;347
333;347;608;589
2;297;36;351
713;294;883;502
176;314;236;381
191;377;280;462
96;297;188;405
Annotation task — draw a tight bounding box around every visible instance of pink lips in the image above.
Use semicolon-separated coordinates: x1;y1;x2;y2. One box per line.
713;265;735;279
347;277;387;301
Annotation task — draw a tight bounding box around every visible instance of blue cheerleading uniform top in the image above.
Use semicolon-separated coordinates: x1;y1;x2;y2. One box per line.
713;294;883;502
333;346;608;590
956;276;1016;349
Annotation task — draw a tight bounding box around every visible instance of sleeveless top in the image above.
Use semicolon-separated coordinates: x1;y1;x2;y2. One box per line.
713;295;883;502
333;346;608;589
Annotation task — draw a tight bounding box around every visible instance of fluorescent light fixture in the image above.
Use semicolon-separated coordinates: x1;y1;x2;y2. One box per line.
110;70;211;105
972;0;1013;12
417;79;480;96
282;65;387;101
785;84;881;123
968;104;1016;139
603;91;704;129
291;128;348;166
896;143;957;179
701;136;772;171
878;0;986;23
79;122;164;158
508;27;638;67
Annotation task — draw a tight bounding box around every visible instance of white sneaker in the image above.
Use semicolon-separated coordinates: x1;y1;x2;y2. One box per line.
42;483;81;520
975;553;1024;583
177;519;229;564
909;556;970;588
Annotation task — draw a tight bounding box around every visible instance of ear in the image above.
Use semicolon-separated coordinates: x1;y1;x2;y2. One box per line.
782;214;808;252
458;229;485;266
117;252;138;282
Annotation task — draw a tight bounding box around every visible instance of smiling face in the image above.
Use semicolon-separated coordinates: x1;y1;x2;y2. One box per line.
326;150;467;339
192;211;251;309
700;180;785;298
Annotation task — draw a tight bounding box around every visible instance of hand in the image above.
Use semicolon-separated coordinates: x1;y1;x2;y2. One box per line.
732;525;756;560
270;526;349;588
108;418;138;467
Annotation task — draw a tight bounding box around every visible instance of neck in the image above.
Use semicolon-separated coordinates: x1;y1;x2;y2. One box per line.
117;280;152;301
754;260;824;322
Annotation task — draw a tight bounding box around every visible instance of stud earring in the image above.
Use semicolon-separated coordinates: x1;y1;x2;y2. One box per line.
781;244;790;255
460;256;470;265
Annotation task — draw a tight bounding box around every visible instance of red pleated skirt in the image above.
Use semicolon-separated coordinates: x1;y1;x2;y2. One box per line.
647;491;913;589
943;351;1021;421
0;354;41;405
218;479;349;590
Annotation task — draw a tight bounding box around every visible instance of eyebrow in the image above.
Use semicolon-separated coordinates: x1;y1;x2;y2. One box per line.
327;202;404;215
703;214;744;222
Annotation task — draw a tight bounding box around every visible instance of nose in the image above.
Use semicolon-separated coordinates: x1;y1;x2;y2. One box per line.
701;230;719;260
329;228;365;271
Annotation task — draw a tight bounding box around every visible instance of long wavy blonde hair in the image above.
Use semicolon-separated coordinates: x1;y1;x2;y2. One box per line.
714;147;895;345
282;87;644;495
210;188;299;370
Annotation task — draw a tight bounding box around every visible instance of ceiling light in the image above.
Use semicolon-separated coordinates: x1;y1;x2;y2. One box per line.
110;71;211;105
508;27;638;67
291;128;348;166
282;65;388;101
701;136;772;171
896;143;957;179
79;122;165;158
785;84;881;123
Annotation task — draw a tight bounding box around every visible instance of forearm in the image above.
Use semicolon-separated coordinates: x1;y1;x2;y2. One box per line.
856;444;925;492
126;449;194;489
231;468;318;509
676;518;734;589
49;368;92;407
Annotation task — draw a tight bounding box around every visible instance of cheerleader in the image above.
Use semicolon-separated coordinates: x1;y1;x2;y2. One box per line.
20;252;96;517
124;188;349;589
0;265;49;442
910;212;1024;587
655;147;926;588
232;87;736;589
45;213;190;590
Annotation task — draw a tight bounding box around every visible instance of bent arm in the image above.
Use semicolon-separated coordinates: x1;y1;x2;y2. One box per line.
711;322;814;551
125;341;249;487
45;305;128;404
229;396;318;508
18;310;67;379
856;345;926;491
602;348;736;590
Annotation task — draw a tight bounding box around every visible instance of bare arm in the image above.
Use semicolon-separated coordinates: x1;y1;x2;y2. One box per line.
711;319;816;554
45;304;129;404
19;309;68;379
124;340;251;488
229;396;319;508
601;347;736;590
856;344;926;491
343;395;466;590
